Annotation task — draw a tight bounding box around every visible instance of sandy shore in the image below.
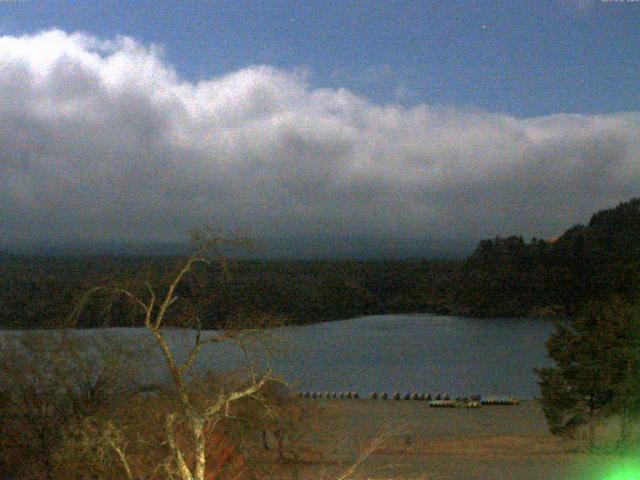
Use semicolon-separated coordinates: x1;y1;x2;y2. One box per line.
258;399;625;480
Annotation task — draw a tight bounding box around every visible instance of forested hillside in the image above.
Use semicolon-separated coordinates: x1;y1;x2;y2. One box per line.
0;256;459;328
1;198;639;328
455;198;640;317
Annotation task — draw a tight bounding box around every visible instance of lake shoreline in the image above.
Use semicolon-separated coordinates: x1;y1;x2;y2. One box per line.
1;314;557;400
264;398;597;480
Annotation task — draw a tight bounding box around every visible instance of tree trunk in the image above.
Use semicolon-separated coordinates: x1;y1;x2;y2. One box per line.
166;414;194;480
619;410;630;448
275;430;285;460
588;398;595;450
193;417;206;480
618;354;635;449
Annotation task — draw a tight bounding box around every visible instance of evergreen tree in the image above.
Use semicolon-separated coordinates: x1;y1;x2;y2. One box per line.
536;297;640;447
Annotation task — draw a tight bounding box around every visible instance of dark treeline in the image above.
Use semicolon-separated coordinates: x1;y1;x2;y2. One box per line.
1;197;639;328
0;255;460;328
456;197;640;318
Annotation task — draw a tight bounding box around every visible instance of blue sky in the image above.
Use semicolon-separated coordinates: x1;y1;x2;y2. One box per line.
2;0;638;116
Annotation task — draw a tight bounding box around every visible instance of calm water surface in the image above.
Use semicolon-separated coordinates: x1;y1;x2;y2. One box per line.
268;314;556;398
2;314;557;399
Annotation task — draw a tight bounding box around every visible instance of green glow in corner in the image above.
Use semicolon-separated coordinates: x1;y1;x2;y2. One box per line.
600;459;640;480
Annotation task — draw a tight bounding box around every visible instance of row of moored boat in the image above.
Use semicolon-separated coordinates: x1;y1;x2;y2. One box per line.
297;391;519;407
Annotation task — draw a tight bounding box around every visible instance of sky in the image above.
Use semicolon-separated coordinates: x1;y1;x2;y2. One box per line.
0;0;639;255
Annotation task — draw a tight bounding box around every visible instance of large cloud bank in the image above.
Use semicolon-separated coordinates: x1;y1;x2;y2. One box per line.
1;30;639;245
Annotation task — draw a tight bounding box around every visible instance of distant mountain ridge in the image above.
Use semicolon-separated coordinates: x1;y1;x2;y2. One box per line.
1;237;475;260
1;198;638;329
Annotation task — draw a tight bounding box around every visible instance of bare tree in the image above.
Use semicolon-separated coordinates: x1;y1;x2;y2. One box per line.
0;331;147;480
1;232;393;480
70;233;281;480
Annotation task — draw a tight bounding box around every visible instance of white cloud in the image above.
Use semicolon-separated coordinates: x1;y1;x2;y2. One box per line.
1;29;639;246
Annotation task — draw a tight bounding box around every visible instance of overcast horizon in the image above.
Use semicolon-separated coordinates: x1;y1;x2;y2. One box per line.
1;1;639;255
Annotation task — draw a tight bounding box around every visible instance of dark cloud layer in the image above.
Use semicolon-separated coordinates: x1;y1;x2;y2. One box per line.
1;30;639;247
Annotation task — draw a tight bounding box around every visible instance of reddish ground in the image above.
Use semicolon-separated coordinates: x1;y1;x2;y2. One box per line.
256;399;626;480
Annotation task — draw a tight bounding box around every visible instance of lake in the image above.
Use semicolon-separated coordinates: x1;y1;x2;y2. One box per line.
265;314;557;399
1;314;557;399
